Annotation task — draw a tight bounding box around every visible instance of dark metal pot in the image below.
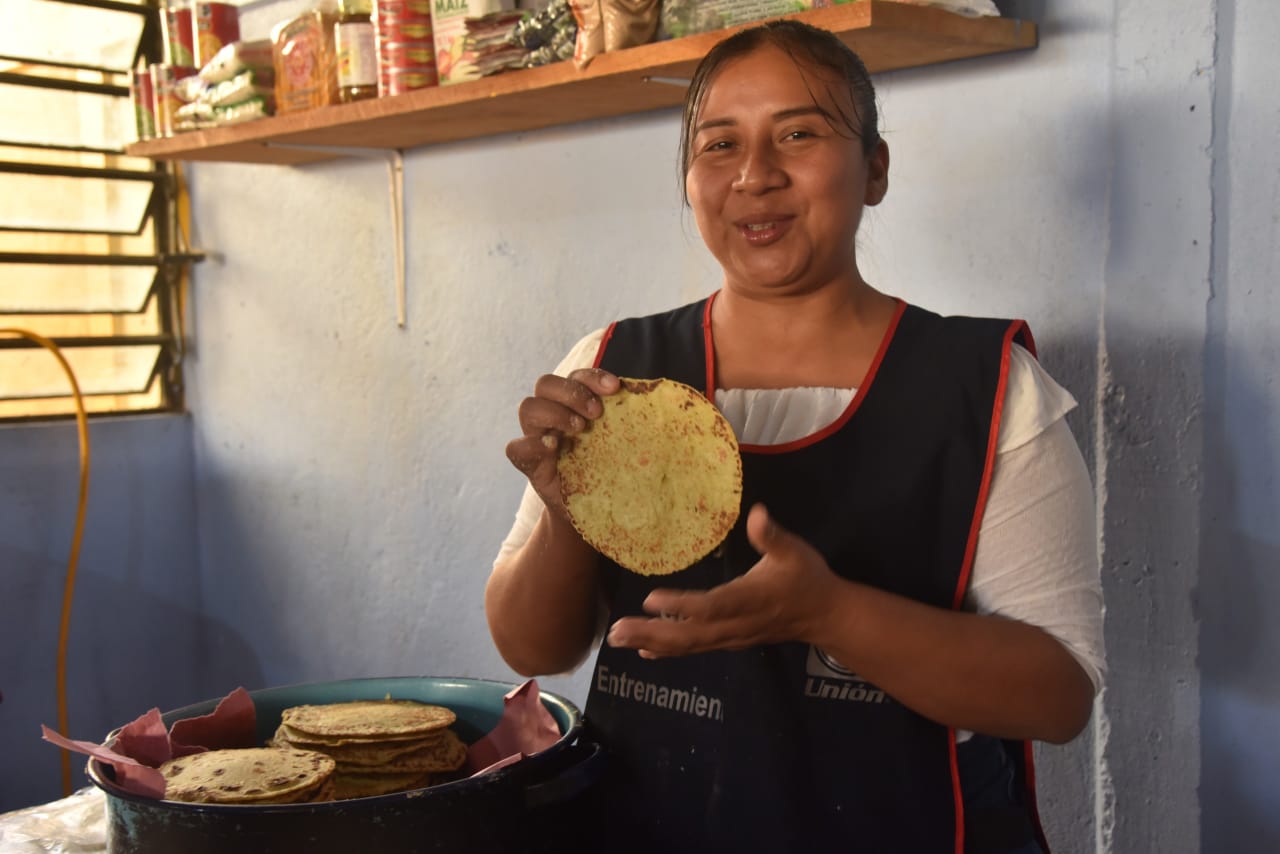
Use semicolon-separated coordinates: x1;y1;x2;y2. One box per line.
87;676;605;854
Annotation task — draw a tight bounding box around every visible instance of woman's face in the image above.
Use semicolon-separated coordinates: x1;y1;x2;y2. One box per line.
685;45;888;298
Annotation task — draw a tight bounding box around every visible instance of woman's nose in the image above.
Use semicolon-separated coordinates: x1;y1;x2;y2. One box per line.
732;143;785;193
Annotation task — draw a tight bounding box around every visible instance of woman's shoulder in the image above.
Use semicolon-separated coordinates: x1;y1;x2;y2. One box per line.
999;343;1078;452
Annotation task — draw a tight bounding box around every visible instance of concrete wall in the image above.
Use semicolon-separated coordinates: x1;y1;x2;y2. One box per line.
1200;0;1280;850
5;0;1278;848
0;417;206;810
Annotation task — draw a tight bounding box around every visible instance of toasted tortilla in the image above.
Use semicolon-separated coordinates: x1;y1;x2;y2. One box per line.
558;377;742;575
159;747;335;805
280;700;456;740
272;726;467;772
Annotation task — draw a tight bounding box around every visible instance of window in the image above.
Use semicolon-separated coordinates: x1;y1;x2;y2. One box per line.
0;0;200;420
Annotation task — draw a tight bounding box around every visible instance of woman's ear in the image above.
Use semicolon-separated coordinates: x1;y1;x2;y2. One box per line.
864;139;889;207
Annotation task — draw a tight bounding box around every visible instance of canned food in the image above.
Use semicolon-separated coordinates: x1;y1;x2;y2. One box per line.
376;0;432;22
194;2;241;68
130;69;156;141
379;65;438;96
380;40;435;68
163;6;195;67
149;63;198;137
377;19;433;41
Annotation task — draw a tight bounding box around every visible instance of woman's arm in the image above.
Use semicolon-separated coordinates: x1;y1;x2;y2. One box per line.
486;506;603;676
485;362;619;676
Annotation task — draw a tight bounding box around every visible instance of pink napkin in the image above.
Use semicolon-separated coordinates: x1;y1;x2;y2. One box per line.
465;679;561;775
41;686;257;798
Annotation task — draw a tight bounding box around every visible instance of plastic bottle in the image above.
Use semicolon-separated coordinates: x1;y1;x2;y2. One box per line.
335;0;377;102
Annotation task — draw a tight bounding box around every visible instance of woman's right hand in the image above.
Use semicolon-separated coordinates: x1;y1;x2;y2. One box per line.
506;368;620;516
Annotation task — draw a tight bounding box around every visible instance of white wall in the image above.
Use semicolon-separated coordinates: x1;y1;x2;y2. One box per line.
1200;0;1280;849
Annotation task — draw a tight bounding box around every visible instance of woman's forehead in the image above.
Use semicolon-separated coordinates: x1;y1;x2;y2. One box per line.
696;44;852;123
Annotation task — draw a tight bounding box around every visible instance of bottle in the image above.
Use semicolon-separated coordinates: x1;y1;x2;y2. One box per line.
335;0;377;103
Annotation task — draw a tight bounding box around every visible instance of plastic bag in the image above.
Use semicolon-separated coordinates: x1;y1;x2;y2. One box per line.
0;787;107;854
894;0;1000;17
569;0;604;68
602;0;659;52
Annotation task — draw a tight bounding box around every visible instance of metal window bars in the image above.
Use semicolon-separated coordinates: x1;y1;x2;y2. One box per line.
0;0;203;419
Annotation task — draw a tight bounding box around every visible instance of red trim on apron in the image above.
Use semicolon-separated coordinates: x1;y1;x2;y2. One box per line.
592;322;618;369
1024;740;1051;853
946;317;1048;854
732;298;910;455
951;318;1024;610
949;730;965;854
702;293;717;397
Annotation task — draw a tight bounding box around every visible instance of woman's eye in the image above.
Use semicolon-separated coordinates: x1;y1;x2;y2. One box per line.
702;140;733;152
783;129;815;141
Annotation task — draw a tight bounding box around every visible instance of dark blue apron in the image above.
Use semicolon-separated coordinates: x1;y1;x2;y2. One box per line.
581;296;1045;853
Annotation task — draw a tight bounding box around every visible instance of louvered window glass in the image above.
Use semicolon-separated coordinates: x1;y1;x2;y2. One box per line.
0;0;200;420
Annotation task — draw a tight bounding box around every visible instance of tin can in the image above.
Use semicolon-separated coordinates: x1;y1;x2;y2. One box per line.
377;18;433;41
380;39;435;68
375;0;433;23
150;63;198;137
130;68;156;141
379;65;438;96
163;4;195;67
194;2;241;69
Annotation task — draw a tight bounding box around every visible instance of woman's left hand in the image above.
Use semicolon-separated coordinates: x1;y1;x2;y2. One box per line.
605;503;841;658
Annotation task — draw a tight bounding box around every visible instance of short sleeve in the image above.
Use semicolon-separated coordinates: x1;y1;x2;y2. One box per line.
492;329;607;570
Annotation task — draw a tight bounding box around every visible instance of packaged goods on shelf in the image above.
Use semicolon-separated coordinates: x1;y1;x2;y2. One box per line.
194;2;242;68
463;9;527;77
175;94;273;130
336;0;379;102
567;0;601;67
430;0;515;84
894;0;999;15
129;68;156;142
149;63;198;137
162;37;276;132
375;0;439;95
162;2;196;66
601;0;658;52
272;9;340;113
510;0;576;68
658;0;833;40
199;38;275;84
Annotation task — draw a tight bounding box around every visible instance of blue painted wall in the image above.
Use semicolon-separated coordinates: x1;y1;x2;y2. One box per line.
0;416;220;810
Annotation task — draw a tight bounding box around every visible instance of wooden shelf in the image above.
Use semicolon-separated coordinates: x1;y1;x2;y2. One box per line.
127;1;1036;166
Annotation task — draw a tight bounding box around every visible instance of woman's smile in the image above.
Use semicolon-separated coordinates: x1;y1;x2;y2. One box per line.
737;214;794;244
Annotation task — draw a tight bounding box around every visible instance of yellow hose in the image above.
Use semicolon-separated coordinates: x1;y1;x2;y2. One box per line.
1;328;89;797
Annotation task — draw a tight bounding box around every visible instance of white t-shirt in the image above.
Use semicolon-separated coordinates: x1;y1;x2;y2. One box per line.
495;329;1106;695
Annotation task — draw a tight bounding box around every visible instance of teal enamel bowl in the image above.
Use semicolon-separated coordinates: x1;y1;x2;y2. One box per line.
87;676;604;854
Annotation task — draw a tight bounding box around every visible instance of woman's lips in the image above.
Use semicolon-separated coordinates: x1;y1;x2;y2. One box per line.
737;216;793;244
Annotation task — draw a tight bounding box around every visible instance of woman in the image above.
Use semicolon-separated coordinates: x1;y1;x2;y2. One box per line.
487;20;1103;853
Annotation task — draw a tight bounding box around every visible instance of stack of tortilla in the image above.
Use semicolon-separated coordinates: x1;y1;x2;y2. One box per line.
270;699;468;799
159;746;337;804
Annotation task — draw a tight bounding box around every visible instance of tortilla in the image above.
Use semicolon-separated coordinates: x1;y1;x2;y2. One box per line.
280;699;456;739
159;747;335;805
271;726;467;772
332;768;436;800
558;376;742;575
269;700;469;800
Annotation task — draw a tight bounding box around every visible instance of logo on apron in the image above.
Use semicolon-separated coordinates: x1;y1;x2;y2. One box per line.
804;646;888;705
